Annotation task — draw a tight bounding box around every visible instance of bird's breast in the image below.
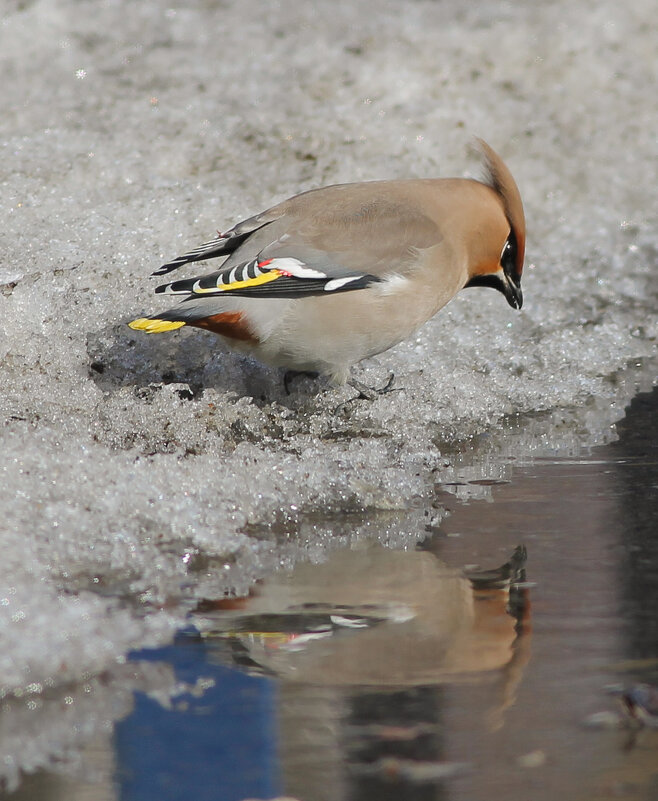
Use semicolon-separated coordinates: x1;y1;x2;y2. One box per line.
253;266;464;379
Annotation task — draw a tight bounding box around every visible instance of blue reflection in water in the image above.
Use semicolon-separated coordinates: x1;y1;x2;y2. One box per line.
115;631;280;801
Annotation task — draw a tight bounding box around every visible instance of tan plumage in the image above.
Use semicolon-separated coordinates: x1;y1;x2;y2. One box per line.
129;140;525;386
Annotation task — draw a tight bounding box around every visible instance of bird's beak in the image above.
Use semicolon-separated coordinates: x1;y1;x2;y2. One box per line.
502;271;523;310
464;267;523;309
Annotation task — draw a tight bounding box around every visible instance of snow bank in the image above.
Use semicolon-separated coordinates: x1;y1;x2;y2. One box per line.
1;0;656;741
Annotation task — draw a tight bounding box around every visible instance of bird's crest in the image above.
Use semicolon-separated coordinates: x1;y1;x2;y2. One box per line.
477;138;526;276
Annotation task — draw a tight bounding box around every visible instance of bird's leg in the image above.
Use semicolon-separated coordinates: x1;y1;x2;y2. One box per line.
348;372;396;400
283;369;320;395
335;373;398;414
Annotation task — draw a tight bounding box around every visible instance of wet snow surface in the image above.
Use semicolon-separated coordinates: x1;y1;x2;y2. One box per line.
0;0;656;790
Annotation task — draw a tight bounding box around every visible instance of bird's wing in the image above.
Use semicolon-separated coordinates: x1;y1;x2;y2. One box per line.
152;207;284;276
153;181;443;299
155;251;381;299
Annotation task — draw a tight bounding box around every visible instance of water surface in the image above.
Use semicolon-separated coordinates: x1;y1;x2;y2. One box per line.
4;387;658;801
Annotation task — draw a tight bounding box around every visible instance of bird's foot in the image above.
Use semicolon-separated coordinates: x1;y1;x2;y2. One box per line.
335;373;399;414
348;372;396;400
283;370;320;395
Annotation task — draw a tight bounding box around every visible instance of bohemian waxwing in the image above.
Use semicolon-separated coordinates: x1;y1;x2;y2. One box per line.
129;139;525;390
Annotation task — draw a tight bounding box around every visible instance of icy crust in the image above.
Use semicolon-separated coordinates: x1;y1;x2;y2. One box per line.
0;0;657;755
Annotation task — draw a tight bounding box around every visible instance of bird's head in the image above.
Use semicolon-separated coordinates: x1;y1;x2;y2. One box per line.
463;139;526;310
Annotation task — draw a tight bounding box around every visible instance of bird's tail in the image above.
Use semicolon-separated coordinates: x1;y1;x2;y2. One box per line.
128;297;259;342
128;313;186;334
128;297;231;333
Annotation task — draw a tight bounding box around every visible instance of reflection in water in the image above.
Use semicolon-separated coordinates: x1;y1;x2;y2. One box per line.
613;390;658;667
196;543;529;688
114;647;281;801
108;543;530;801
587;388;658;798
5;388;658;801
1;736;117;801
0;661;179;801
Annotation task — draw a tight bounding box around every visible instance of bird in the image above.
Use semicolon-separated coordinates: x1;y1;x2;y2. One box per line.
129;139;525;396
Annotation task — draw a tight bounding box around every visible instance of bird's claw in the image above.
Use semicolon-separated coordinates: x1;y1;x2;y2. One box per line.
335;373;399;414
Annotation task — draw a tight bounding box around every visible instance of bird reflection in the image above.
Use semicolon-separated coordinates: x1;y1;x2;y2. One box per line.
190;541;531;801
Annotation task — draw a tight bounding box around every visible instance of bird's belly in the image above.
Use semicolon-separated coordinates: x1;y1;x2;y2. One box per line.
257;284;452;383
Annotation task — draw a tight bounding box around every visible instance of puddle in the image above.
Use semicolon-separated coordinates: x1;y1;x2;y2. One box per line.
3;387;658;801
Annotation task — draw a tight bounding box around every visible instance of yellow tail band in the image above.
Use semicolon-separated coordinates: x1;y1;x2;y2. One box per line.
128;318;186;333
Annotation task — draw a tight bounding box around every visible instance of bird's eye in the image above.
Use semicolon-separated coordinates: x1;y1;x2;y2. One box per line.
500;231;517;275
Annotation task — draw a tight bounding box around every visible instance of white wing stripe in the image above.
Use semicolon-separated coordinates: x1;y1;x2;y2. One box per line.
268;258;326;279
324;276;362;292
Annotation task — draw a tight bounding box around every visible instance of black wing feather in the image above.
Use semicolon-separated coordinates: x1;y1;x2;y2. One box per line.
191;274;381;298
152;218;276;276
152;232;249;276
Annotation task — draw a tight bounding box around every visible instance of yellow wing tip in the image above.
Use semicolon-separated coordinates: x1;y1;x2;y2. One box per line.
128;317;186;333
